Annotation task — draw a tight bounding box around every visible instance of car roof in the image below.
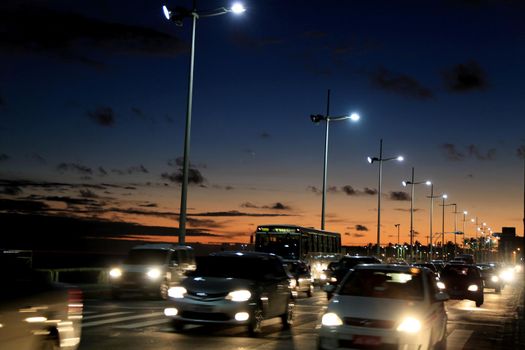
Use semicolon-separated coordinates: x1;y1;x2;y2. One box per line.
352;264;425;273
131;244;193;251
209;251;278;259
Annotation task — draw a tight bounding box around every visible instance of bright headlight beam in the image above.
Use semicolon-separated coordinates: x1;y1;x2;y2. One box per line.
467;284;478;292
321;312;343;326
226;290;251;302
109;268;122;278
397;317;421;333
147;268;161;279
167;287;187;299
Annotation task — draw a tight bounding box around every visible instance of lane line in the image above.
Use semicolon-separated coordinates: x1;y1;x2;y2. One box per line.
82;312;164;328
83;312;132;320
114;318;171;329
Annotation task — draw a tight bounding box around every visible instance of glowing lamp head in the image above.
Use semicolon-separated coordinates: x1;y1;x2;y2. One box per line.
464;211;468;215
367;156;373;164
230;3;246;14
397;156;404;162
425;180;431;186
442;194;448;199
402;181;408;187
349;113;360;122
162;5;171;20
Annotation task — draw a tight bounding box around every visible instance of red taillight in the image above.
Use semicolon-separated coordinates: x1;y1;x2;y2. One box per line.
68;288;83;315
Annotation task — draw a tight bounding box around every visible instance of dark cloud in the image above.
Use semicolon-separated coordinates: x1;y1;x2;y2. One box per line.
0;4;187;67
363;187;378;195
517;145;525;159
466;174;474;179
98;167;108;176
368;67;433;99
389;191;411;201
126;165;149;174
57;163;93;175
0;198;49;213
442;60;488;92
190;210;292;217
327;186;339;193
260;132;271;139
79;189;98;198
467;145;496;160
28;195;99;207
307;186;321;194
355;224;369;231
303;30;327;39
29;153;46;164
342;185;357;195
88;107;115;127
240;202;259;209
441;143;496;161
0;185;22;196
167;157;206;169
139;203;158;208
0;153;10;162
161;168;206;185
131;107;144;118
263;202;291;210
211;184;235;191
353;233;366;238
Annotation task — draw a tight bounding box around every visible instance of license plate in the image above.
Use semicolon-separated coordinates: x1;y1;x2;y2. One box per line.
189;304;214;313
352;335;382;346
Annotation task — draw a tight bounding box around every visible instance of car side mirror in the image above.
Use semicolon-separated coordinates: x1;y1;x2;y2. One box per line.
323;284;336;293
434;292;449;302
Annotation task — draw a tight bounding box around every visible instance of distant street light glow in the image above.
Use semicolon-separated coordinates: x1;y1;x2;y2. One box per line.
350;113;360;121
231;3;246;13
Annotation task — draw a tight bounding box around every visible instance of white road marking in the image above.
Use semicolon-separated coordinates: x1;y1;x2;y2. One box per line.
82;312;164;328
114;318;171;329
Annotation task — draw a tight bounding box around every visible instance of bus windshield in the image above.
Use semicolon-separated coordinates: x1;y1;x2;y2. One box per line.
255;233;300;260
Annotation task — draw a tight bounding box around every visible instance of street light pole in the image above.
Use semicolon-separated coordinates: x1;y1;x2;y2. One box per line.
395;223;400;258
311;92;360;231
441;194;448;259
367;140;404;255
463;210;468;252
163;3;246;245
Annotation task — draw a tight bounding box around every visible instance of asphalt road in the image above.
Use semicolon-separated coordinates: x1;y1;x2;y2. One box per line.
78;281;523;350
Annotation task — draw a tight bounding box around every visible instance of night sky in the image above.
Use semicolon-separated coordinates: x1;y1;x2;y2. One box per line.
1;0;524;247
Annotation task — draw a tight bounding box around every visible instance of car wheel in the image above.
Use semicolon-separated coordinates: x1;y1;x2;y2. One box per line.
171;320;185;331
281;297;294;329
475;295;484;307
248;305;264;336
307;284;314;297
159;280;169;300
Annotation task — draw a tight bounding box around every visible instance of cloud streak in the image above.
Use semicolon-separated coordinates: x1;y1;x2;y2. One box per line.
368;67;433;99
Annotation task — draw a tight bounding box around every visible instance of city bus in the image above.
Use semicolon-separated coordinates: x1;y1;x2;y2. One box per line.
253;224;341;260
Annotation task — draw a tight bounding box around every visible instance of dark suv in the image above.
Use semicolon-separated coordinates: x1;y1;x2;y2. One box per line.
323;255;381;299
164;251;294;336
439;263;484;306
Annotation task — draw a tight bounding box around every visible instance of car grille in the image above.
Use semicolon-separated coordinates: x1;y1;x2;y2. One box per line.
181;311;230;321
185;290;229;301
343;317;395;329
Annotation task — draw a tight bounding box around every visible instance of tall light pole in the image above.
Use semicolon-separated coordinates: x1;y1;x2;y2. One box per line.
311;89;360;230
462;210;468;252
394;224;400;258
367;139;404;255
441;194;448;259
162;3;246;245
402;167;430;261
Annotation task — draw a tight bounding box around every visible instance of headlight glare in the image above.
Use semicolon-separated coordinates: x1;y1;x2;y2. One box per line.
109;268;122;278
467;284;478;292
397;317;422;333
226;290;251;302
321;312;343;326
147;268;161;279
436;281;445;290
167;286;187;299
491;275;499;282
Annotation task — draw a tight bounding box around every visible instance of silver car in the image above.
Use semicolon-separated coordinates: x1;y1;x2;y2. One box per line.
0;252;83;350
164;251;294;336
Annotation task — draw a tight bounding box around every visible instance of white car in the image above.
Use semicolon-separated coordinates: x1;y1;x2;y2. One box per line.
318;264;448;350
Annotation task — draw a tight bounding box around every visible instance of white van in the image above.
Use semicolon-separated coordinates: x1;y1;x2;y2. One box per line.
109;244;195;299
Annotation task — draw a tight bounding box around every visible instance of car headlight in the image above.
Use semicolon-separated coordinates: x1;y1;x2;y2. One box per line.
500;269;514;282
109;268;122;278
330;277;337;282
289;279;297;289
491;275;499;283
146;268;162;280
397;317;422;333
467;284;478;292
167;286;187;299
320;273;327;280
436;281;445;290
321;312;343;326
225;290;251;302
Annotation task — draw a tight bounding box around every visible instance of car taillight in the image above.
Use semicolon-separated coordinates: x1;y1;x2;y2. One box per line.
68;289;83;319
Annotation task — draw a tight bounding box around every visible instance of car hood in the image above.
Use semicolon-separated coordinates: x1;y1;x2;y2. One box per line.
328;295;427;321
182;276;255;293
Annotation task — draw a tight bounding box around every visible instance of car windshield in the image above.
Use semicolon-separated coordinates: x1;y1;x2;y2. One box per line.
442;265;479;279
191;256;281;280
339;269;424;300
339;257;380;270
125;249;168;265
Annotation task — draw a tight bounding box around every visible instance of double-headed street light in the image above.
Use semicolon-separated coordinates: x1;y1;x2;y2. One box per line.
401;167;430;261
162;2;245;245
311;89;360;230
367;139;404;255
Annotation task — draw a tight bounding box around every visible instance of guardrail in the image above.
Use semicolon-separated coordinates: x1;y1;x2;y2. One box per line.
37;267;109;284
